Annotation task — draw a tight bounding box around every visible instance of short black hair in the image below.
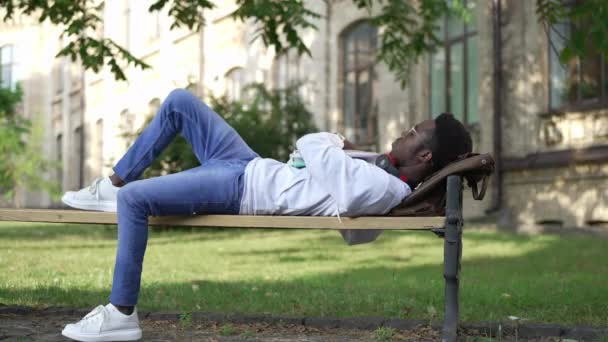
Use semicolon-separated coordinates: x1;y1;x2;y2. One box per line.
428;113;473;172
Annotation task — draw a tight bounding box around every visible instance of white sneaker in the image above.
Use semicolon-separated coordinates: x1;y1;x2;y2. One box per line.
62;303;142;341
62;176;120;212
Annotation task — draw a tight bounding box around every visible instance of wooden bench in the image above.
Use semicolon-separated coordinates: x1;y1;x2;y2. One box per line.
0;157;492;341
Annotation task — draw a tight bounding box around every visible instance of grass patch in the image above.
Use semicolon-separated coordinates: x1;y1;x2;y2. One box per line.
219;323;237;336
178;312;192;328
0;221;607;326
240;330;255;338
374;326;395;341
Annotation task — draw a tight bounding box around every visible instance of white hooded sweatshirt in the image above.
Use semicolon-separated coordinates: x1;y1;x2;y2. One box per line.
239;132;411;217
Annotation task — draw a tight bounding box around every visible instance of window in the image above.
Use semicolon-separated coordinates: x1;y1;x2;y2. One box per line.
341;21;378;146
272;50;300;90
123;1;131;49
96;119;104;174
74;126;84;188
148;11;161;41
0;45;15;89
225;67;244;101
548;18;608;110
54;62;64;95
120;109;135;150
149;98;161;116
429;0;479;124
56;134;63;185
120;109;134;133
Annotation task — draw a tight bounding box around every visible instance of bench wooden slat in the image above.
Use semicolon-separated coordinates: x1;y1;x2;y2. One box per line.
0;208;444;230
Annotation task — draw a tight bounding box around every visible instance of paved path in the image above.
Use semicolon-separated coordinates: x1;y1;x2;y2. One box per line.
0;311;438;341
3;308;604;341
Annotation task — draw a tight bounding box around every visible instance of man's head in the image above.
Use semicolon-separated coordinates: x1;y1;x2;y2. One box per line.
390;113;473;173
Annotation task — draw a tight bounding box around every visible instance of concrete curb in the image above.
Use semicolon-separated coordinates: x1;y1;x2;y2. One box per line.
1;304;606;340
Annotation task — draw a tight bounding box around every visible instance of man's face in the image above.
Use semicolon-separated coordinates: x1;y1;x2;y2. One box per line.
390;119;435;166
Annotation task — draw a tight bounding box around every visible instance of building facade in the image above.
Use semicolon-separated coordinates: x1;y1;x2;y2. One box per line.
2;0;607;230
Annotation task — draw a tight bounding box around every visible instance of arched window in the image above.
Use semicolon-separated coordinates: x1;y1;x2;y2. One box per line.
120;108;134;133
225;67;245;101
149;98;161;117
1;44;16;89
73;126;84;188
273;50;300;90
96;119;104;174
56;133;63;185
429;0;479;124
340;21;378;147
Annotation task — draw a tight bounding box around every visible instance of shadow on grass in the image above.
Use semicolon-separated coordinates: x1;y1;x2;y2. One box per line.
1;225;607;326
0;222;259;244
2;236;608;326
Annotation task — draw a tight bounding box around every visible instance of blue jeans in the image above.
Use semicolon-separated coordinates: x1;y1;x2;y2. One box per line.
109;89;258;306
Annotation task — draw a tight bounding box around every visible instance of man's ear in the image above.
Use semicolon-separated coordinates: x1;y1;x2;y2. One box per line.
416;148;433;163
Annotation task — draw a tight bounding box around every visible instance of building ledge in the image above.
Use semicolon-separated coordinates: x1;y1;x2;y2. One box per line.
503;145;608;171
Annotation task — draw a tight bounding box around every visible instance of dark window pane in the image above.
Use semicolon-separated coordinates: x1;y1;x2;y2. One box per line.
357;69;371;141
57;134;63;185
341;21;377;145
344;38;356;70
225;67;244;101
466;0;478;31
356;50;375;69
434;16;445;39
431;49;446;116
1;45;12;63
450;42;464;121
549;22;569;108
0;45;13;89
558;63;578;105
352;22;374;50
343;71;356;140
467;35;479;123
549;16;607;108
74;126;83;188
1;65;10;88
447;13;464;39
96;119;104;174
579;55;601;100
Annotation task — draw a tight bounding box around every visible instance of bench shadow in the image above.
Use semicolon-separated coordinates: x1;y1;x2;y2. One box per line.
0;222;255;243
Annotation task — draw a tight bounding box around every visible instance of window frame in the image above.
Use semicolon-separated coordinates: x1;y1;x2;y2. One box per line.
428;0;479;126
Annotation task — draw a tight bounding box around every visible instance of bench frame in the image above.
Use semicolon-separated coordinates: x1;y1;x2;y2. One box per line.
0;175;464;341
442;175;463;341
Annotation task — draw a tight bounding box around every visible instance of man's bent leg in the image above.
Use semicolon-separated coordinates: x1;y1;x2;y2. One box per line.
112;89;258;183
109;160;247;306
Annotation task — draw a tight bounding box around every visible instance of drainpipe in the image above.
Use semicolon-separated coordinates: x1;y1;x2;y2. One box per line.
487;0;503;213
323;0;332;132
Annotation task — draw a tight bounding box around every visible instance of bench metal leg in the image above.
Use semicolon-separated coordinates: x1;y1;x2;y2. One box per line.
442;175;463;342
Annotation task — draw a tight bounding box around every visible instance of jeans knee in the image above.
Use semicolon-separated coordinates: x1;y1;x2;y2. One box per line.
117;183;145;212
166;88;197;107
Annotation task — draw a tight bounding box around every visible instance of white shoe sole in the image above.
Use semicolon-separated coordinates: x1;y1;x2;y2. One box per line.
62;327;142;341
62;194;117;212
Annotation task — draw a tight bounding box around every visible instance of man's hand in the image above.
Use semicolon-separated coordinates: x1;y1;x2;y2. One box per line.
342;139;358;150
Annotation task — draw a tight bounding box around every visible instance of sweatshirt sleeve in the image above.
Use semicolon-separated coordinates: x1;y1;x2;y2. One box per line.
296;132;410;215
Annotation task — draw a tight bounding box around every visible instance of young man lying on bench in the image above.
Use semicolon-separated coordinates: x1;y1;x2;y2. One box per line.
59;88;472;341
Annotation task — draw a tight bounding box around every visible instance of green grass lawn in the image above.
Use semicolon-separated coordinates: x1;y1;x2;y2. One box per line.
0;221;606;326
